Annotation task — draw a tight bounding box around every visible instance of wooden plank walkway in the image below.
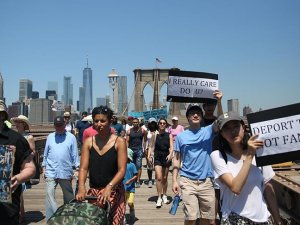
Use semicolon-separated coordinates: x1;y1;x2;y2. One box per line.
22;159;184;224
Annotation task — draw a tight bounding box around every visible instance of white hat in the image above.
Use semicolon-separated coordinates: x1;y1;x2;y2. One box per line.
63;111;71;117
148;117;157;123
11;115;30;130
172;116;179;121
82;115;93;122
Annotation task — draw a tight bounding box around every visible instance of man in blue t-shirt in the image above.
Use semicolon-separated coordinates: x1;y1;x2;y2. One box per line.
172;90;222;225
111;115;125;137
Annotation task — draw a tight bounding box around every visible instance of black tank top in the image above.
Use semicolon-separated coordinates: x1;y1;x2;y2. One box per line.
155;132;170;153
128;128;143;151
89;136;118;188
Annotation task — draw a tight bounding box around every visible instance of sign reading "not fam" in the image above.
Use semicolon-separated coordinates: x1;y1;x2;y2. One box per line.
247;103;300;166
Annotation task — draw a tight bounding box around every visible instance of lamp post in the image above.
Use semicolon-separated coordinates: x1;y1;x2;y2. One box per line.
108;69;119;112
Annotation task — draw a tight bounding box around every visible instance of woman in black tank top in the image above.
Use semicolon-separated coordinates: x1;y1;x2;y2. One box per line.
76;106;127;225
148;118;174;208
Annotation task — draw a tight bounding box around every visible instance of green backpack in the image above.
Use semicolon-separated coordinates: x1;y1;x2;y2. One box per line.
47;200;109;225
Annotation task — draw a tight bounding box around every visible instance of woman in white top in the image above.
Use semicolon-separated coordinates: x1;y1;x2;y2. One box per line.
145;118;158;187
11;115;36;223
210;112;281;225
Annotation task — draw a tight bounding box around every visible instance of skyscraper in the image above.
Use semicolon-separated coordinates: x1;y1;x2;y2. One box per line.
78;86;85;112
63;76;73;105
117;76;128;115
0;72;3;100
83;59;93;112
48;81;58;98
19;79;33;102
227;99;240;115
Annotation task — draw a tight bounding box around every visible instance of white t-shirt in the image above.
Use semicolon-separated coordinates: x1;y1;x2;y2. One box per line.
125;124;133;133
210;150;275;222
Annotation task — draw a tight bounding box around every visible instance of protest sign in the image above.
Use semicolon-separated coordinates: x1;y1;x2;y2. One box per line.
0;145;15;203
247;103;300;166
167;70;218;103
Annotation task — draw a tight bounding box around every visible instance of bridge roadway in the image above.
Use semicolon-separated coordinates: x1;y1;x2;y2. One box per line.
22;159;184;225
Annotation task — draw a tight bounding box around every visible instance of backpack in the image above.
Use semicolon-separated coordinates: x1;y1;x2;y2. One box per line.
47;199;110;225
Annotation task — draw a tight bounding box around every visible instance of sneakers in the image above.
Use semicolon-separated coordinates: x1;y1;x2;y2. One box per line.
135;182;140;188
156;197;162;208
129;209;135;223
148;180;153;188
162;195;169;204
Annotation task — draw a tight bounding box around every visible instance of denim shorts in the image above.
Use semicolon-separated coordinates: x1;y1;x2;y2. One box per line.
132;149;143;170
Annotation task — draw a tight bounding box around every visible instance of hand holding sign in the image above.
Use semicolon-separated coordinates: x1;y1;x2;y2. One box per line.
247;134;264;156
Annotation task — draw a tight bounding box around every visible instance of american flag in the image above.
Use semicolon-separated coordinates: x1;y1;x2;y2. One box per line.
156;58;162;63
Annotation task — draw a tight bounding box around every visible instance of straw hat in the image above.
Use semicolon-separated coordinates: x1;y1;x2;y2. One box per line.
11;115;30;130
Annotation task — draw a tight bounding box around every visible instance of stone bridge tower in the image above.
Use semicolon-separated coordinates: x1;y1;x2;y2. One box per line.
133;68;181;116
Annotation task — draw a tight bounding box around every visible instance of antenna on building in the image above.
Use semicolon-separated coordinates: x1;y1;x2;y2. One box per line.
86;55;89;68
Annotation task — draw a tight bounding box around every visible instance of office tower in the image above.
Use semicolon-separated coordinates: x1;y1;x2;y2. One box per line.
227;99;240;115
32;91;39;99
83;59;93;113
117;76;128;115
7;101;26;118
79;86;85;112
48;81;58;96
29;98;52;123
0;72;3;100
19;79;33;102
63;76;73;105
243;106;253;116
46;90;57;100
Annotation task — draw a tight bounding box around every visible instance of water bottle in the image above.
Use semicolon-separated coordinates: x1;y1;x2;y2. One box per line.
169;194;180;215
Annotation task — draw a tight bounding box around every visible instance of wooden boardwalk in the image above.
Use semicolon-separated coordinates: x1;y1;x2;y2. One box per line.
22;160;184;225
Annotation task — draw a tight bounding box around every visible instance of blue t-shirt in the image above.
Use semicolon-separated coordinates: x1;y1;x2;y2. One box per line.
123;162;138;192
111;123;124;136
174;124;216;180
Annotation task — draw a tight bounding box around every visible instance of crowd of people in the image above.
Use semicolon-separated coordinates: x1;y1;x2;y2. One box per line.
0;92;283;225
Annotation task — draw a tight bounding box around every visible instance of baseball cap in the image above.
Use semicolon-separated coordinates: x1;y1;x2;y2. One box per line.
148;117;157;123
186;103;203;117
54;116;65;126
172;116;178;121
127;116;134;120
127;148;134;161
218;111;242;130
0;100;8;120
63;112;71;117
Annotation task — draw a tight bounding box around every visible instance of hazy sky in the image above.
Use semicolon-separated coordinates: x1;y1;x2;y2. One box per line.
1;1;299;113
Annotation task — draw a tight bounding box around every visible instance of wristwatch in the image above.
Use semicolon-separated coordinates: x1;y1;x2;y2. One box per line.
108;182;113;188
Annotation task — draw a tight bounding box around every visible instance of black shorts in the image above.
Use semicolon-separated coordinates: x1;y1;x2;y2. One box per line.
154;151;171;167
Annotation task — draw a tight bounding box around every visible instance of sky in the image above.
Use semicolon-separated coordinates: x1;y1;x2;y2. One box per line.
0;0;299;113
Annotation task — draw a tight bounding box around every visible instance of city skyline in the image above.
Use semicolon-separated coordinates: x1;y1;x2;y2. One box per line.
1;1;299;113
